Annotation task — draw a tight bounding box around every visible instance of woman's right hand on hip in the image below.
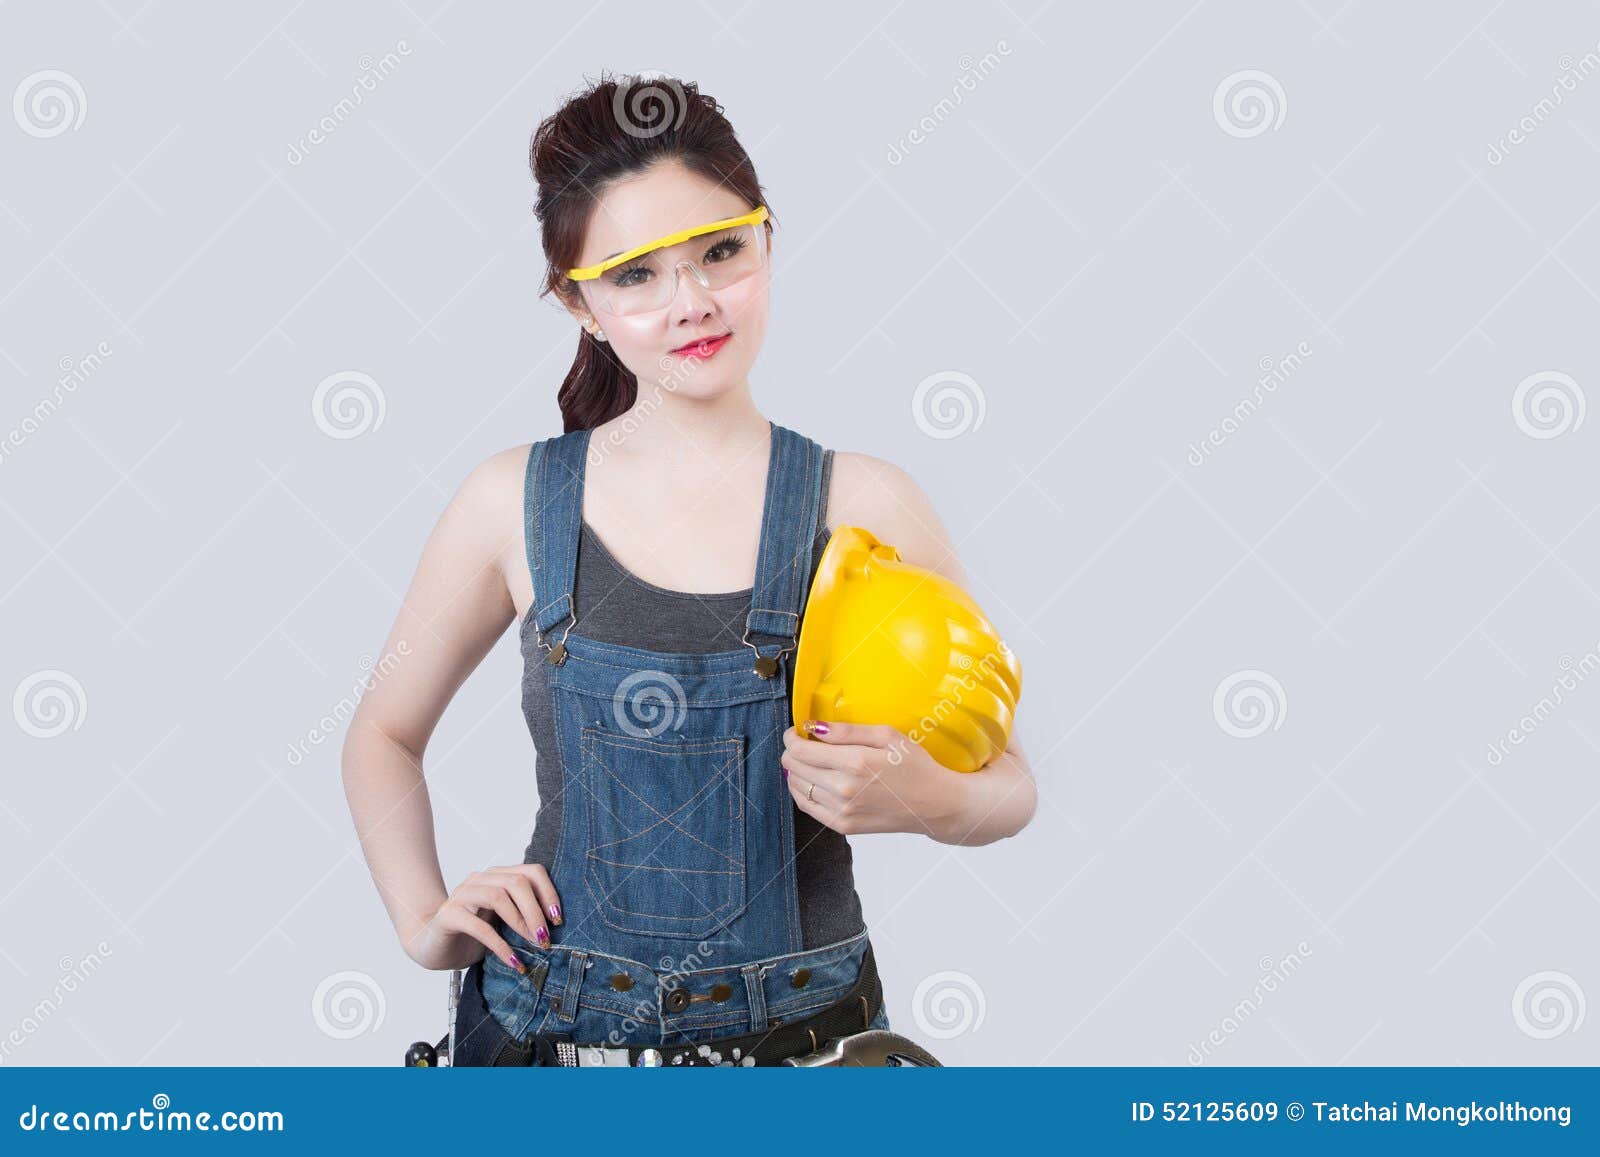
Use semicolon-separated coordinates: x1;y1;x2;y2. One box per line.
405;863;563;972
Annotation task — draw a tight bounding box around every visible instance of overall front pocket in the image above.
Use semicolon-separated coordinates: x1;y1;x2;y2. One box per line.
581;727;749;939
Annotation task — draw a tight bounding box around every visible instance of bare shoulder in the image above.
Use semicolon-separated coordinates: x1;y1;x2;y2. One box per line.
454;443;530;520
450;442;532;574
826;449;971;589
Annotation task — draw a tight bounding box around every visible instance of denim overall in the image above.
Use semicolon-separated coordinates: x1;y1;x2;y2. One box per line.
456;421;888;1063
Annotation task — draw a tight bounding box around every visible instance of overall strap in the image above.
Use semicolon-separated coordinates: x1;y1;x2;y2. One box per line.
745;422;826;650
525;428;591;645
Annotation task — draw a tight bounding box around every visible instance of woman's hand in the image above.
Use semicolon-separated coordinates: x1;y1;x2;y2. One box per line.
781;720;966;840
404;864;563;973
782;719;1037;846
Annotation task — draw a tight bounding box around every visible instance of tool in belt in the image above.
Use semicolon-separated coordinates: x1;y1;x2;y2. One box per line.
406;942;940;1067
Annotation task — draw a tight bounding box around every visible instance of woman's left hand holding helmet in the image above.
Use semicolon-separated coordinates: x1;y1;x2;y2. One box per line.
780;719;1034;846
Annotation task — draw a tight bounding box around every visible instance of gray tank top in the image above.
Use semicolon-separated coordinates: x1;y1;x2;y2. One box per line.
519;447;866;949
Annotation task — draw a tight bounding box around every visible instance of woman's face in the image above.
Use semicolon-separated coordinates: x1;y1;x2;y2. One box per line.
564;160;772;402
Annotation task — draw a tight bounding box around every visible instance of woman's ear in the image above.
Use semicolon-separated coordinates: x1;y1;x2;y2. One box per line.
556;285;606;341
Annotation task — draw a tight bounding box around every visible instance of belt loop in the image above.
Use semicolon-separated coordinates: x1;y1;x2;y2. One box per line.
741;963;768;1032
553;950;587;1025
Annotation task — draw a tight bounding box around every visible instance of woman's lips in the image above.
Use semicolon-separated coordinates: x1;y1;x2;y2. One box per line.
671;334;731;360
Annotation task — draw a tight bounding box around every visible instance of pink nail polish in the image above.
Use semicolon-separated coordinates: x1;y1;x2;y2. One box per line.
535;925;550;946
548;902;562;924
808;720;829;735
781;767;789;780
506;951;528;975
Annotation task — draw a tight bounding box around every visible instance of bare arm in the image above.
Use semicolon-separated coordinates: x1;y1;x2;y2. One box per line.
933;733;1037;847
340;447;560;970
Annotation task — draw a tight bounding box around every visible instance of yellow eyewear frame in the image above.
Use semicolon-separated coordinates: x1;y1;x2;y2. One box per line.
565;205;770;281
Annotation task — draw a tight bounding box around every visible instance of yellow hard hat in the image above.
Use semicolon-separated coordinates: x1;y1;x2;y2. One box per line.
792;526;1023;773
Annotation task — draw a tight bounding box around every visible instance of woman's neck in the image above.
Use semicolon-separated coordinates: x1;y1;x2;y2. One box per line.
597;383;770;468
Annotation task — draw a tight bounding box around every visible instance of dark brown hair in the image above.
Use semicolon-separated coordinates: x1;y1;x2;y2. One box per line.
529;73;774;432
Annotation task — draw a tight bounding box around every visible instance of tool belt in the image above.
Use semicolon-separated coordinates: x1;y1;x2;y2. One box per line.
455;941;884;1068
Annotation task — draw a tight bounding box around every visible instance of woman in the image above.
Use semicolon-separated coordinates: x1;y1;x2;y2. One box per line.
341;74;1037;1067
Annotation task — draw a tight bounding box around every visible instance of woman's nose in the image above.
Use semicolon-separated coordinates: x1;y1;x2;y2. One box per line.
668;261;717;320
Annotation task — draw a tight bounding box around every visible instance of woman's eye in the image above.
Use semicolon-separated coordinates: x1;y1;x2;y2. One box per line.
610;265;652;288
704;234;747;264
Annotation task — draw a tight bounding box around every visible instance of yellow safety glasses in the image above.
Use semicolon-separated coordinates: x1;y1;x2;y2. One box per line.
565;205;770;317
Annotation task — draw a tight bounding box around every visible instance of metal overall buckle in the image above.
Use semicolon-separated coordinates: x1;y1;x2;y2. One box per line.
742;627;792;679
543;614;578;666
781;1028;943;1067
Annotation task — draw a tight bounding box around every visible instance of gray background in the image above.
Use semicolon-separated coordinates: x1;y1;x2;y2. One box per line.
2;0;1597;1066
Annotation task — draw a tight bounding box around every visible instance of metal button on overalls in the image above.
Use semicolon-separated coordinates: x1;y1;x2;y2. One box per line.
663;987;691;1013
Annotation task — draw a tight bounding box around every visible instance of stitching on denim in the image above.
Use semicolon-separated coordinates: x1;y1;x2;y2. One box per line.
512;939;872;1033
515;932;866;984
742;964;768;1032
747;608;800;625
582;729;744;756
533;437;554;632
785;432;815;627
528;438;547;633
750;427;815;625
532;431;583;639
483;952;550;1041
593;896;734;921
581;727;747;938
550;634;771;671
550;641;790;702
583;731;741;862
662;1015;746;1036
587;857;737;876
747;423;791;631
549;950;586;1025
554;677;786;709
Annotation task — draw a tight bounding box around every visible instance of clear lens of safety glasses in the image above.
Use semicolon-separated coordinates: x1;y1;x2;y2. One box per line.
584;222;768;317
